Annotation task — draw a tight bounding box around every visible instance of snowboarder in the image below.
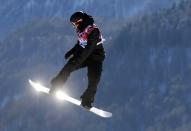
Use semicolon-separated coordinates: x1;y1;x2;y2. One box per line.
49;11;105;109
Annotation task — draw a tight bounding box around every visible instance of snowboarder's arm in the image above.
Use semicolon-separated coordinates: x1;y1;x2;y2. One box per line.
65;41;80;59
75;28;100;65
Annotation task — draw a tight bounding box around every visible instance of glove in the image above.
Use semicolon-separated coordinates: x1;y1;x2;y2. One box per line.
65;51;72;59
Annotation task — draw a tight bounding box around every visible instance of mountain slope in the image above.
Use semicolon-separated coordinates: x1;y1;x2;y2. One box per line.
0;0;180;40
106;0;191;130
0;0;191;131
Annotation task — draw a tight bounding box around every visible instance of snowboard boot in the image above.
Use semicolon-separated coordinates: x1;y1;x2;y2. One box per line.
80;93;94;109
81;98;92;109
49;77;63;95
49;86;60;95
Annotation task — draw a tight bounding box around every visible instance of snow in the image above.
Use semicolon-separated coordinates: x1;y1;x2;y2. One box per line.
26;0;36;9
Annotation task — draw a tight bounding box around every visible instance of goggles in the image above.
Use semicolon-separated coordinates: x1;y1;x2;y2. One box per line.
71;19;83;28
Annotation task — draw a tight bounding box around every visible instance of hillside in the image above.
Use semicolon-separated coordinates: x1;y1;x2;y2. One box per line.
0;0;191;131
0;0;180;40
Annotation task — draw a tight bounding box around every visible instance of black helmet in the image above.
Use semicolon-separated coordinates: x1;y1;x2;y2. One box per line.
70;11;84;23
70;11;94;31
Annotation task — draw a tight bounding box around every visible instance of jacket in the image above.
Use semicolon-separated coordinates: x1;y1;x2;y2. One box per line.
67;27;105;66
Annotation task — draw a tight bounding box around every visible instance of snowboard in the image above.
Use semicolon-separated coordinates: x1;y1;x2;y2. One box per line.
28;79;112;118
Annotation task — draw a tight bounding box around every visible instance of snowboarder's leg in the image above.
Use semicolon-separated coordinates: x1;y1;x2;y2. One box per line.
50;59;87;94
81;60;103;108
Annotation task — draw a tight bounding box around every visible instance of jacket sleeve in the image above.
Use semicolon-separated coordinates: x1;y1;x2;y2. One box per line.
75;28;100;65
66;41;79;56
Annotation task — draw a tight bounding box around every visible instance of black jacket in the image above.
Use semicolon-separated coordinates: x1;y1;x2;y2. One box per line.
67;28;105;66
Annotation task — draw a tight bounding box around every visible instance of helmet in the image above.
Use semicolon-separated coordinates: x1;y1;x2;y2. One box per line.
70;11;84;23
70;11;94;31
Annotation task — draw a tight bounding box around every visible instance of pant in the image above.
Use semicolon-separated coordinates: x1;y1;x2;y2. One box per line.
51;58;103;102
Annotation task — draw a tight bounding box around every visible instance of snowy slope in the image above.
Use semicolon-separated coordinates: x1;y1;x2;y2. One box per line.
0;0;190;131
0;0;180;40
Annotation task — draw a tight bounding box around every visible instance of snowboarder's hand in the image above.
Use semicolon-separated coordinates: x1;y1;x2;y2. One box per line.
65;51;73;59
